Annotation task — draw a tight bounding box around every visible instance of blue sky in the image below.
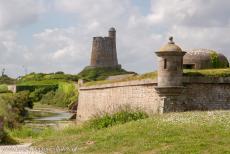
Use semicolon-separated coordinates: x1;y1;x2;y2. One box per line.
0;0;230;77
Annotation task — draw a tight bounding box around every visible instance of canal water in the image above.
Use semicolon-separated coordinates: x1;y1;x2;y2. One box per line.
25;107;75;129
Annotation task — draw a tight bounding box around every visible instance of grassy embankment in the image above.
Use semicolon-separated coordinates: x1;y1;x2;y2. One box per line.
8;110;230;154
84;68;230;86
183;68;230;77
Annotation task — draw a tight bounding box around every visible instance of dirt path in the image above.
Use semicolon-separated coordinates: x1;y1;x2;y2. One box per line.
0;143;43;154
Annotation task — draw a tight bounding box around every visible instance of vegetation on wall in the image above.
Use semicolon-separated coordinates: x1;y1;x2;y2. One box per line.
183;68;230;77
84;71;157;86
210;51;229;68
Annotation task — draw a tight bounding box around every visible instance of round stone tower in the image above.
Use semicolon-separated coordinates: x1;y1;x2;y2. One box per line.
90;27;121;68
155;37;186;87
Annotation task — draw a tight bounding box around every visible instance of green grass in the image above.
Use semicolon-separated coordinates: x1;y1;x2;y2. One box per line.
78;67;134;82
17;80;61;86
28;111;230;154
85;108;148;129
18;72;78;83
183;68;230;77
7;126;54;143
0;75;15;84
0;84;9;93
84;71;157;86
85;68;230;86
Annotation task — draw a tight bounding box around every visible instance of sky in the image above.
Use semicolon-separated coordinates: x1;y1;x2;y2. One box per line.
0;0;230;77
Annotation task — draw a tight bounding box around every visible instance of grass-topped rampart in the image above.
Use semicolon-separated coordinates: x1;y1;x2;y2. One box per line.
183;68;230;77
83;68;230;86
83;71;157;86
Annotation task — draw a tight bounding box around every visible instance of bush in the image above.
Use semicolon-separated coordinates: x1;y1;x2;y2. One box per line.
210;51;229;68
29;86;58;102
40;82;78;108
0;91;33;129
0;84;10;93
0;75;15;84
86;108;148;129
16;84;58;93
18;72;78;82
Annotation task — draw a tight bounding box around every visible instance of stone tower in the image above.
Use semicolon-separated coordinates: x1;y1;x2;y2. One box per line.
90;27;121;68
155;37;186;88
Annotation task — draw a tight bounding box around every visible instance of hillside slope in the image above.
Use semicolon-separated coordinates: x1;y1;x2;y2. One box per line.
33;111;230;154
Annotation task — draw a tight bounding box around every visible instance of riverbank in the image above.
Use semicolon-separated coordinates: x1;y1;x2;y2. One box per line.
4;103;74;143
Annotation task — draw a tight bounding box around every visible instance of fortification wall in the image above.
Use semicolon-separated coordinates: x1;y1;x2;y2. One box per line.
180;77;230;110
77;77;230;121
77;80;161;121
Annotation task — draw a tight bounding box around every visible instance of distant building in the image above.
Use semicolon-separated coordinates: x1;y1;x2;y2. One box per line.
183;49;229;69
89;27;121;69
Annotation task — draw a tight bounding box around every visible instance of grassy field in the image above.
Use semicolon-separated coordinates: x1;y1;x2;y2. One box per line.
183;68;230;77
9;110;230;154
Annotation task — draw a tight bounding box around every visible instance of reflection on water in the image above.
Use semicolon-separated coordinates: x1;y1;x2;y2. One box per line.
35;112;73;121
26;109;75;129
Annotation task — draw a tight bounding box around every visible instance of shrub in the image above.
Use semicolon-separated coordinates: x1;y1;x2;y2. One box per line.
0;91;33;129
16;84;58;93
86;108;148;129
29;86;58;102
210;51;229;68
0;84;10;93
40;82;78;108
18;72;78;82
0;75;15;84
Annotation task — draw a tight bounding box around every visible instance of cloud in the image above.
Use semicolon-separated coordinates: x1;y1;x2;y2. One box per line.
146;0;230;58
148;0;230;27
0;30;30;76
0;0;45;30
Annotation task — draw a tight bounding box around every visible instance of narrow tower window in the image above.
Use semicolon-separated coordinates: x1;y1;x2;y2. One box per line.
164;59;167;69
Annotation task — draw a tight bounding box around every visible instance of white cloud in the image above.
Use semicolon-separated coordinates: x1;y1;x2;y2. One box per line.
148;0;230;27
0;0;45;30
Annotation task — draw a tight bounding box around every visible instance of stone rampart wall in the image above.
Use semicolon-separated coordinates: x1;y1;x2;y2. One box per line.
77;77;230;121
77;80;161;121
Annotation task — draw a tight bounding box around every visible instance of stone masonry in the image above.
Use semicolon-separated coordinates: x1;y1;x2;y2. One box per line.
89;27;121;68
77;80;161;121
77;77;230;121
